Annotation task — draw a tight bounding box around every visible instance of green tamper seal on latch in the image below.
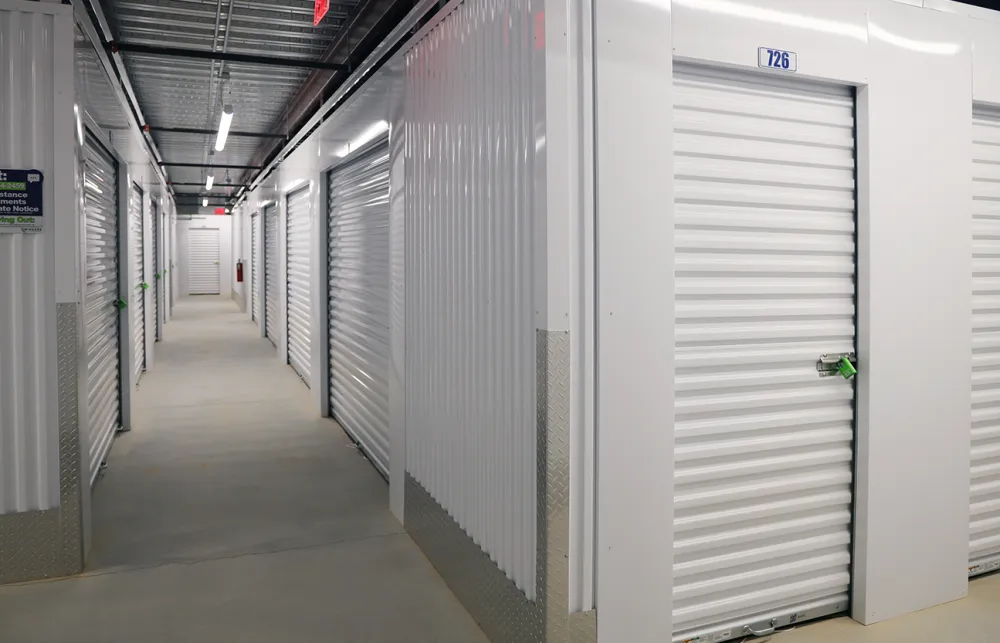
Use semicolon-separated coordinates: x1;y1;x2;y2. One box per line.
838;356;857;379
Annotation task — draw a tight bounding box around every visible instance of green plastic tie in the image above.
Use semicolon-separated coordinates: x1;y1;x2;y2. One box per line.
116;298;127;310
140;282;149;290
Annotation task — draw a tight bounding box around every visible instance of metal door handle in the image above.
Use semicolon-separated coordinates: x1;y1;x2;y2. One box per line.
743;619;776;637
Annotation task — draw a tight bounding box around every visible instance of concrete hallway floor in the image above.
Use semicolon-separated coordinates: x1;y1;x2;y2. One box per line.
0;296;488;643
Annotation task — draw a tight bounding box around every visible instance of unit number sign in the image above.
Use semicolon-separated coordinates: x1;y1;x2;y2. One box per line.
758;47;797;72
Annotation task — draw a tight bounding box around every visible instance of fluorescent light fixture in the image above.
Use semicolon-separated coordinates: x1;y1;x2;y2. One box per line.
202;197;209;207
215;104;234;152
206;174;214;190
334;120;389;158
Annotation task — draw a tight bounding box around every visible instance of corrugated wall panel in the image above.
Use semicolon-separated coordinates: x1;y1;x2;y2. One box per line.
130;183;145;382
971;109;1000;576
0;8;60;513
404;0;538;597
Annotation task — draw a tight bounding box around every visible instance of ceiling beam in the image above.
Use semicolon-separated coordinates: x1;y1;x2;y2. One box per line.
168;182;245;187
147;125;286;139
108;42;349;71
159;162;263;169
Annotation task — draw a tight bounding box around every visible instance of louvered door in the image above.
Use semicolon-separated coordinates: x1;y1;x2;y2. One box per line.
672;65;857;643
328;141;391;476
286;187;312;386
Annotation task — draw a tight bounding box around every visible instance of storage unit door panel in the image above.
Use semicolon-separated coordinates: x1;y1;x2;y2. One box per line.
188;228;221;295
971;110;1000;576
672;66;857;643
151;202;160;340
252;213;260;323
328;142;391;477
286;188;312;386
130;183;145;383
83;135;121;484
264;204;278;347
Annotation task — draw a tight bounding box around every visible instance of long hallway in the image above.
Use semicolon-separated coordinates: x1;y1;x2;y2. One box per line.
0;296;486;643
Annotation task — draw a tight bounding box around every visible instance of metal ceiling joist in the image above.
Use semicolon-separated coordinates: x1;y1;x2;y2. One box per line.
75;0;172;191
146;126;285;139
160;162;263;169
109;42;349;71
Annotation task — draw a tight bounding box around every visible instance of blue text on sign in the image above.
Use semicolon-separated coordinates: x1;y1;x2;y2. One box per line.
758;47;797;72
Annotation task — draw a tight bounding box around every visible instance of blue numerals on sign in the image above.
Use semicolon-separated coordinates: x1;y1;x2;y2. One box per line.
758;47;797;72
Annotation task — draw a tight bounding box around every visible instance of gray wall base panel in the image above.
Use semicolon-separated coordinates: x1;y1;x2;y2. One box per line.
404;330;596;643
0;304;84;584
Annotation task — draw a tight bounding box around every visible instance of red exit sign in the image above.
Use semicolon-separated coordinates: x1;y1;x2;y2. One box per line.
314;0;329;25
214;207;226;215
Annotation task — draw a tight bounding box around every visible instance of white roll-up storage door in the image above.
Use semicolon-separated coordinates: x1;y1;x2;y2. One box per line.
251;213;260;323
83;135;122;484
971;109;1000;577
188;227;221;295
328;141;391;476
672;66;857;643
286;187;312;386
130;183;145;384
264;204;278;347
151;201;160;340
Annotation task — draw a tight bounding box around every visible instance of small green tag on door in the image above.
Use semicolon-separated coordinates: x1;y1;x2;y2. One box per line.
838;357;857;379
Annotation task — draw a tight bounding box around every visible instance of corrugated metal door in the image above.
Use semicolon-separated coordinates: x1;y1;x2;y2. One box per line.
672;66;857;643
286;188;311;386
130;183;145;384
251;212;260;323
264;204;279;347
328;141;391;476
188;228;221;295
971;109;1000;577
83;135;121;484
151;201;160;340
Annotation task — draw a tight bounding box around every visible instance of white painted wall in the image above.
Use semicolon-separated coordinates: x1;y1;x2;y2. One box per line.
176;215;232;297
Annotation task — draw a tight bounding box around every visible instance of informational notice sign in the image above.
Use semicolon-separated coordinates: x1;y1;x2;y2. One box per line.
0;169;44;233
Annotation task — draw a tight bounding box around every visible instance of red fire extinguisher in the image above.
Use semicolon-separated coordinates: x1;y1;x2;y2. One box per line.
236;260;244;283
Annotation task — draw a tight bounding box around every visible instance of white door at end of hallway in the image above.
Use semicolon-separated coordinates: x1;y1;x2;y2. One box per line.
327;140;392;478
286;187;312;387
251;212;260;324
188;227;221;295
970;109;1000;578
672;65;858;643
264;204;279;348
130;183;146;384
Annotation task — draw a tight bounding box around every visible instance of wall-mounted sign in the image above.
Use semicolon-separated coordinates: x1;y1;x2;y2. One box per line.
0;169;43;233
758;47;797;72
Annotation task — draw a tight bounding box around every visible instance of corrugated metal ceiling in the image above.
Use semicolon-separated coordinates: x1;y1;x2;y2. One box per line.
99;0;361;199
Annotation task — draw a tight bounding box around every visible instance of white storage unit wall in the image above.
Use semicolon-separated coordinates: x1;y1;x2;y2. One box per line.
130;182;145;383
251;212;260;323
971;108;1000;577
327;140;391;476
264;203;279;347
286;187;312;385
671;65;857;643
188;227;222;295
83;134;123;484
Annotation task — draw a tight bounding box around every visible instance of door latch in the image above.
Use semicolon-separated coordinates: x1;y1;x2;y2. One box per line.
817;353;857;379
